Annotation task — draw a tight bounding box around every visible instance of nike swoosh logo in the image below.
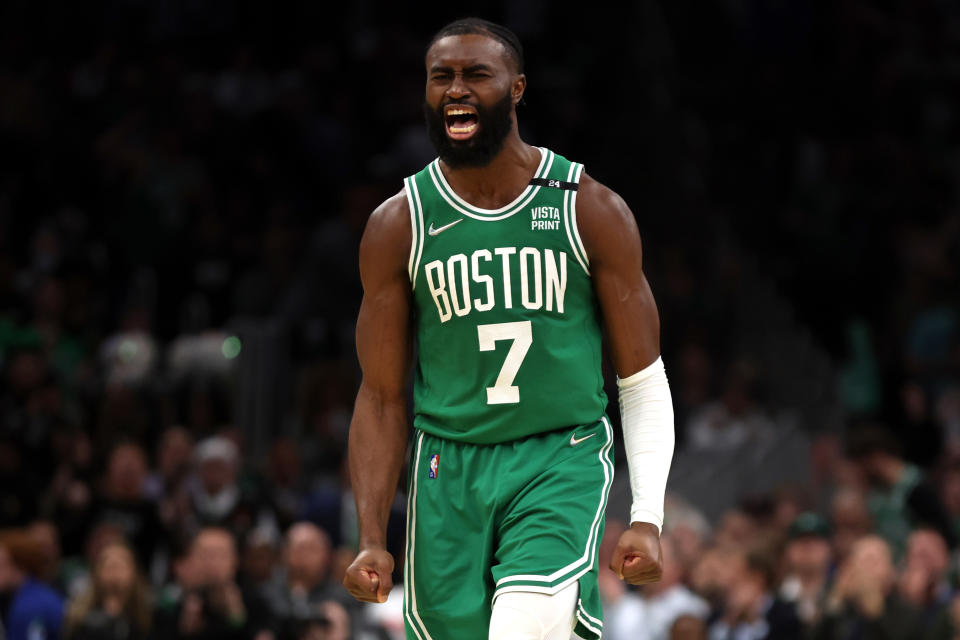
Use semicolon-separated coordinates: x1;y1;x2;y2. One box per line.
570;433;597;446
428;219;463;236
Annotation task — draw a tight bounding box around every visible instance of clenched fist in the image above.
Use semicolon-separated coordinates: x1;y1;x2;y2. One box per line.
343;547;395;603
609;522;663;585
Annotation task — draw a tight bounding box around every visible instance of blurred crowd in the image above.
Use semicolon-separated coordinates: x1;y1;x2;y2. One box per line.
0;0;959;639
599;423;960;640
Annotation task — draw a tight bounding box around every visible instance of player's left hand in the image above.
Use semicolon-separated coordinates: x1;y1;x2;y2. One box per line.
609;522;663;585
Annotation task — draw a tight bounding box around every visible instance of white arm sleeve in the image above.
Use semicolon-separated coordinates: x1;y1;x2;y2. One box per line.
618;356;675;533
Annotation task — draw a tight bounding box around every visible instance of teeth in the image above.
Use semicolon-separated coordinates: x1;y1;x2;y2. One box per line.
449;122;478;133
446;108;473;116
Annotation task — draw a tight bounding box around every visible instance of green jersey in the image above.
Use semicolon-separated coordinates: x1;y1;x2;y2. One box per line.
405;148;606;444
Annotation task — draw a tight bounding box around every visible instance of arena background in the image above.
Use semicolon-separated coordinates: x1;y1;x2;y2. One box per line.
0;1;958;639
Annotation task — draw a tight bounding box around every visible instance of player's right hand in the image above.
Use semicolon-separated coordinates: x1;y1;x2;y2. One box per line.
343;548;395;603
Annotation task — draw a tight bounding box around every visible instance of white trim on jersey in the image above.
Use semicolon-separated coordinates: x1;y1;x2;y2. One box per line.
569;163;589;266
404;177;419;284
427;149;555;222
562;162;590;275
432;146;548;215
406;175;426;290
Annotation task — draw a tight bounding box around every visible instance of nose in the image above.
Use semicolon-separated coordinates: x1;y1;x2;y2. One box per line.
445;73;470;100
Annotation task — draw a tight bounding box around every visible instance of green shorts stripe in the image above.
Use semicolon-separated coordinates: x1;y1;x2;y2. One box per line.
404;431;435;640
577;598;604;637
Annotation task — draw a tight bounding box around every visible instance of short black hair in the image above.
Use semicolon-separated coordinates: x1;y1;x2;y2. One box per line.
428;18;524;73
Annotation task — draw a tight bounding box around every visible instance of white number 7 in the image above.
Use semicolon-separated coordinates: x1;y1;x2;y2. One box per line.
477;321;532;405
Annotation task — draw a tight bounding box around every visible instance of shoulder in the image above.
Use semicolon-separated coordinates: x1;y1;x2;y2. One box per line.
574;171;642;264
359;189;412;280
363;189;411;242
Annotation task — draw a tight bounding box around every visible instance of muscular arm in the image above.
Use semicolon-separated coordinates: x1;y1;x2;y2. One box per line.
577;172;673;584
576;173;660;377
344;190;413;603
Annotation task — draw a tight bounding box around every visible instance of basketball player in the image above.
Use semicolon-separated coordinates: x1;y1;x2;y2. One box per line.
343;18;676;640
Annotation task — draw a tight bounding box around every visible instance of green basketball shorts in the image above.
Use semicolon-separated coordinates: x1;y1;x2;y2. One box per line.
402;416;614;640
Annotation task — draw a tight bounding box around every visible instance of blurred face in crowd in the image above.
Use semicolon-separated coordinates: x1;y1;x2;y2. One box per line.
905;529;948;578
423;33;522;169
725;563;768;617
690;547;746;605
158;427;193;482
285;523;331;589
714;510;756;550
830;489;871;562
268;438;301;487
27;521;60;583
784;535;831;579
198;456;236;495
940;468;960;516
846;536;895;593
192;529;237;586
106;443;148;501
96;544;136;597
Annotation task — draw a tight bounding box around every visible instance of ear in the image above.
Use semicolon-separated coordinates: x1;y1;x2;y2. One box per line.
512;74;527;105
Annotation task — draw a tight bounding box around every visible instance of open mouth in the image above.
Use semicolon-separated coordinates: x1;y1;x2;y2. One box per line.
444;104;480;141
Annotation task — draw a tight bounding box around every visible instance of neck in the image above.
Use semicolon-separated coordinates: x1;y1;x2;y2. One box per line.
439;129;539;209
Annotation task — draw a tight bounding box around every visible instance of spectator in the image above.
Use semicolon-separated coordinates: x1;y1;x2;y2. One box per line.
264;439;304;532
93;443;161;568
60;522;126;601
27;521;62;589
707;550;801;640
778;512;833;626
64;542;151;640
813;535;922;640
828;488;872;565
263;523;334;619
845;426;956;554
189;437;277;542
689;546;746;615
146;426;194;505
152;527;273;640
240;528;279;602
897;528;951;620
0;529;65;640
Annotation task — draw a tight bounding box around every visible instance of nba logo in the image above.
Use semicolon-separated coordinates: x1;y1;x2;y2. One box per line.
428;454;439;479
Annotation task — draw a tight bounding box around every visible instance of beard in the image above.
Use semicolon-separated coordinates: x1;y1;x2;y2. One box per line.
423;92;514;169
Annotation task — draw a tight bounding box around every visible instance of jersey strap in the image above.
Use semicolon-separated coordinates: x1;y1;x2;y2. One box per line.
528;177;579;191
562;162;589;275
404;174;426;289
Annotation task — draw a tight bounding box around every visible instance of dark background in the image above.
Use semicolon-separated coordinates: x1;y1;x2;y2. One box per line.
0;1;958;639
